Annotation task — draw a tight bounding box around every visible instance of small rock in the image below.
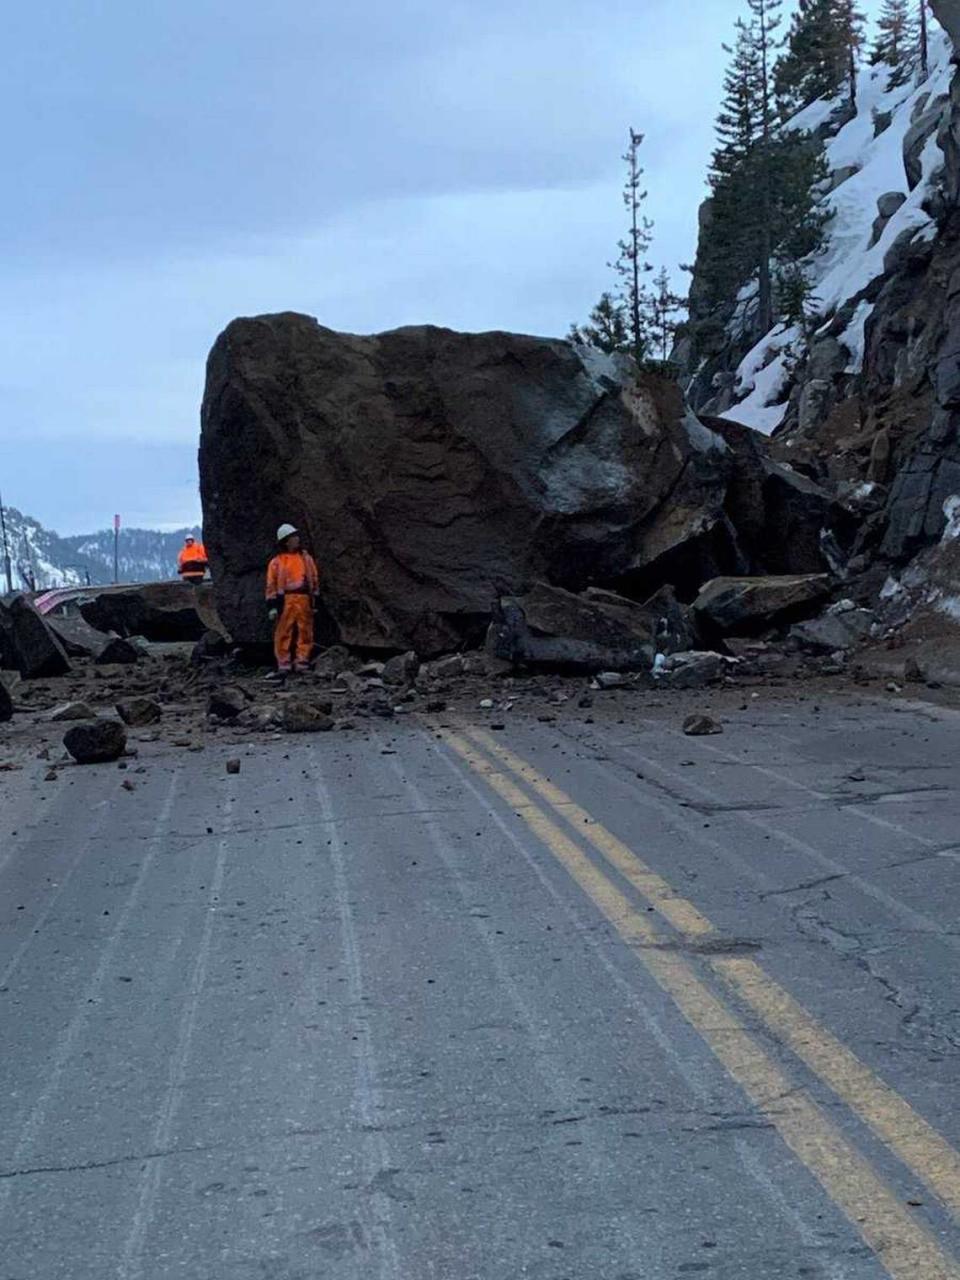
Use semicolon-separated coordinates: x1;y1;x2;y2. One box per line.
382;651;420;687
656;651;729;691
683;714;724;737
63;719;128;764
430;654;465;681
225;758;241;775
903;656;925;684
282;699;334;734
49;701;97;722
94;637;140;666
121;778;136;792
578;694;594;709
116;697;162;727
479;698;495;710
44;768;58;782
595;671;628;689
426;699;447;713
207;686;248;720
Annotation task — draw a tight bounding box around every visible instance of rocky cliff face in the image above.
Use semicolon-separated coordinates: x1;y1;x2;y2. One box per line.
681;3;960;630
199;316;837;654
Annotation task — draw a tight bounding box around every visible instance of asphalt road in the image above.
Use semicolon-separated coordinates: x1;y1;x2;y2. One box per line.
2;694;960;1279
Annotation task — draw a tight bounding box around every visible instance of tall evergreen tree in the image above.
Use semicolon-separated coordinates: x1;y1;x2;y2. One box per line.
569;131;654;364
871;0;912;68
749;0;784;333
615;129;655;366
919;0;929;78
692;2;833;356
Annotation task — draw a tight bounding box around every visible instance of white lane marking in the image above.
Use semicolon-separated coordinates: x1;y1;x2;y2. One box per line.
117;784;237;1280
0;799;117;992
0;767;182;1219
307;746;402;1280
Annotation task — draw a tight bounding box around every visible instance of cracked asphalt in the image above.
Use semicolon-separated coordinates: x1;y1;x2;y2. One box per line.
2;692;960;1278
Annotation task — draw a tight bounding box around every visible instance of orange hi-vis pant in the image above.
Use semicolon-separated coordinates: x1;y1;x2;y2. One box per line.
274;594;314;672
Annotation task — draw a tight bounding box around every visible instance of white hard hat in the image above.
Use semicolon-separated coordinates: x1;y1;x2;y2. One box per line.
276;523;298;542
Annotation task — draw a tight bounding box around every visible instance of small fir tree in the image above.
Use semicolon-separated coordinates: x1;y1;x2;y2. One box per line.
649;268;688;363
568;293;630;356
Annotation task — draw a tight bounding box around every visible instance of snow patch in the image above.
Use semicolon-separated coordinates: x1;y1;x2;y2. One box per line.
942;495;960;542
723;32;953;426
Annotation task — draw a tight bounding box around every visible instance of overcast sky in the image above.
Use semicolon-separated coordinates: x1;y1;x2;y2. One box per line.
3;0;888;533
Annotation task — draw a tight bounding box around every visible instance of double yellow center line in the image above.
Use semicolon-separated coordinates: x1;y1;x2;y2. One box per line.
441;726;960;1280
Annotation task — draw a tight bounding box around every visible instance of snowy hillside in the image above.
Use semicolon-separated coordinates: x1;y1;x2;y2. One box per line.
720;28;953;434
0;507;201;592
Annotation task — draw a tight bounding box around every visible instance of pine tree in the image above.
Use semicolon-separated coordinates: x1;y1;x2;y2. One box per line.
649;268;688;363
919;0;929;79
774;0;865;112
713;19;764;182
568;294;630;356
706;1;784;334
871;0;912;69
835;0;867;106
614;129;655;365
749;0;784;333
776;263;821;337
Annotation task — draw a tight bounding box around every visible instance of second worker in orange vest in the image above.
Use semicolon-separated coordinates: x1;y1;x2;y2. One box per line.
265;523;320;676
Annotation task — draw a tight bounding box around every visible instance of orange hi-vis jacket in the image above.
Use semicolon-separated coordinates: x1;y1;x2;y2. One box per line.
265;551;319;602
177;542;208;579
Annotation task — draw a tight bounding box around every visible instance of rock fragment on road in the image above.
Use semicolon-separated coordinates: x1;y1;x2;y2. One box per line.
63;719;128;763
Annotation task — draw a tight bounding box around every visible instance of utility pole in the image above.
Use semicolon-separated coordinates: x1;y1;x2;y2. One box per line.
113;513;121;584
0;489;12;595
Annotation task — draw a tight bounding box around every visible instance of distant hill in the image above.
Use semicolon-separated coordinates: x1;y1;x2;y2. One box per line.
0;507;202;590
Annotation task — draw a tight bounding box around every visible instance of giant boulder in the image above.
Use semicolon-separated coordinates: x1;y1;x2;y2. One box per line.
0;596;72;679
199;315;734;654
78;582;218;642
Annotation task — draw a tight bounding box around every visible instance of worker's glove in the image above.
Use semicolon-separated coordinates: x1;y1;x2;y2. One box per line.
267;608;279;623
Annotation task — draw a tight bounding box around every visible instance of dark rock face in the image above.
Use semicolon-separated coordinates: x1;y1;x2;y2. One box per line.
486;582;663;672
79;583;216;642
200;315;736;655
0;596;71;679
706;417;846;575
45;613;113;659
694;574;833;636
0;679;12;722
63;720;127;764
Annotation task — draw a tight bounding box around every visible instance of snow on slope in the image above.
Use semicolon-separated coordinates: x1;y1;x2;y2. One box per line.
723;29;953;435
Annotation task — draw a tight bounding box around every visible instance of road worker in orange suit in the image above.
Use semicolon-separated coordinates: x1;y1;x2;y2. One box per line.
177;534;208;585
265;523;320;677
